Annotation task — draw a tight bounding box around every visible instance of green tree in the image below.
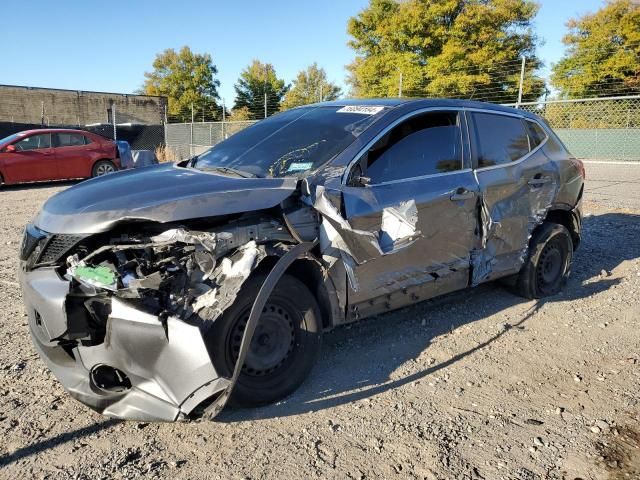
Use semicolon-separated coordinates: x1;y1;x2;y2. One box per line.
346;0;545;103
233;60;289;119
143;46;221;121
551;0;640;99
280;63;342;110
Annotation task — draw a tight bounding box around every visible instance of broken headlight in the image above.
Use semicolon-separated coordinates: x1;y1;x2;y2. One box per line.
20;224;47;261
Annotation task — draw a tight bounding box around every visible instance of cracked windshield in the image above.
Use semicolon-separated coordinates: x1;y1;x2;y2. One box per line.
193;105;386;177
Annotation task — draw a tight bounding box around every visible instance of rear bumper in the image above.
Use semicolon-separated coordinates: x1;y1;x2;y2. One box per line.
19;263;228;422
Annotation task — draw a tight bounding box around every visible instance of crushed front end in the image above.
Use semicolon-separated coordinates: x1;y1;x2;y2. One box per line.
18;216;298;422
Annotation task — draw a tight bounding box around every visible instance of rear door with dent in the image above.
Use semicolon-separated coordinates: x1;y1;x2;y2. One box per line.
469;110;559;284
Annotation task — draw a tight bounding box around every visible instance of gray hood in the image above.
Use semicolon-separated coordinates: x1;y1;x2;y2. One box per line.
34;163;298;234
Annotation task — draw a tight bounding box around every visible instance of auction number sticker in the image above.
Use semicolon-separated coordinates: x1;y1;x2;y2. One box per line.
337;105;385;115
287;162;313;172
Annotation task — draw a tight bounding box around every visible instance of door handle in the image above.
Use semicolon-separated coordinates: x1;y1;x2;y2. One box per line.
450;187;475;201
527;174;553;188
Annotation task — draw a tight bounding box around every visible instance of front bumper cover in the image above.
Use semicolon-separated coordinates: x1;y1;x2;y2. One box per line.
20;264;229;422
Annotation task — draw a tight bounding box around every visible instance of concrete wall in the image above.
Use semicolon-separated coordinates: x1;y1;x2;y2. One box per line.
0;84;168;126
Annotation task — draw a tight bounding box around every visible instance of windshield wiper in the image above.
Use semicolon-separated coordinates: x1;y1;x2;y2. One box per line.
200;166;259;178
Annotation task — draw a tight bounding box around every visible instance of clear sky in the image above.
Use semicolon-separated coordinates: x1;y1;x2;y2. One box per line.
0;0;606;104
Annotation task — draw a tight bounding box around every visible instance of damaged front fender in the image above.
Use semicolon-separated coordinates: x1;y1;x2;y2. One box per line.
21;213;312;421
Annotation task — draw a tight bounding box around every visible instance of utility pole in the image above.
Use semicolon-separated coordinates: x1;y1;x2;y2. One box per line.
517;56;526;108
398;72;403;98
190;103;194;157
221;98;226;139
264;64;268;119
163;104;168;147
112;103;117;141
264;92;268;119
319;83;323;103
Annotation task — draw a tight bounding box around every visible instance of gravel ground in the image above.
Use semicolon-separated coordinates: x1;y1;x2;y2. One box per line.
0;165;639;480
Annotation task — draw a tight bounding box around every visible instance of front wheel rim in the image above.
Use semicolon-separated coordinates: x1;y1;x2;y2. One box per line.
230;302;296;377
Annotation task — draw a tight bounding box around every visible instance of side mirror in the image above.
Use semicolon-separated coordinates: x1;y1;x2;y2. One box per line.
4;144;16;153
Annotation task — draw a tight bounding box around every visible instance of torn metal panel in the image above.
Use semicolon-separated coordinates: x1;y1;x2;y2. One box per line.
472;154;560;285
192;241;266;322
74;297;226;421
379;200;419;253
312;185;385;265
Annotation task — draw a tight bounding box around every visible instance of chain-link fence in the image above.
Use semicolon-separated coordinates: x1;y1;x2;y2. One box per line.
509;96;640;161
3;83;639;163
164;120;256;160
163;96;640;163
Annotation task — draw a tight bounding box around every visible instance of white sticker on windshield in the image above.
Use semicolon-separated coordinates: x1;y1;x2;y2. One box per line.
287;162;313;172
336;105;385;115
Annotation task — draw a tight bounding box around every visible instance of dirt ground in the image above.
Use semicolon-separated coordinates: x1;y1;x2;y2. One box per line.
0;163;639;480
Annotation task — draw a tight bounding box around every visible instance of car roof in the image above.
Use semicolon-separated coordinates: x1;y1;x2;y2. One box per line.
312;97;539;119
12;128;101;137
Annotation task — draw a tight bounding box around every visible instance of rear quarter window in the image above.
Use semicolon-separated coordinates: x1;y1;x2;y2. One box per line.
471;112;530;168
525;119;548;148
56;133;87;147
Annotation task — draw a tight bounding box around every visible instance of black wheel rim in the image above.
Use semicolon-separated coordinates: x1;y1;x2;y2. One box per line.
230;302;296;377
536;238;567;293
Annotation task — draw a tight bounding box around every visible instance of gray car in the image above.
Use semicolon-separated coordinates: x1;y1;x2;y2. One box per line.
19;99;584;422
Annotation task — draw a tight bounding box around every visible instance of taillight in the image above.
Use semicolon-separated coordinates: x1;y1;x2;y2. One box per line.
571;158;585;180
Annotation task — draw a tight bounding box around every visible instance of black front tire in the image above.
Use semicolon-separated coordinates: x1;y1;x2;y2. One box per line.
207;273;322;407
515;222;574;299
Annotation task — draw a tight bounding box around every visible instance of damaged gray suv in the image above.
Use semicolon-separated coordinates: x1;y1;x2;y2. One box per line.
19;99;584;421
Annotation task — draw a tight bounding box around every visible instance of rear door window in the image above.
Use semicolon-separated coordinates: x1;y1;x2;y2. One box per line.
55;133;87;147
471;112;530;168
364;111;463;184
14;134;51;151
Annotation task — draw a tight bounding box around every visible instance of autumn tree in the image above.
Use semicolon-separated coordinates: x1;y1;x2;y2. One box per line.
233;60;289;119
228;106;252;121
143;46;221;121
551;0;640;99
280;63;342;110
346;0;545;103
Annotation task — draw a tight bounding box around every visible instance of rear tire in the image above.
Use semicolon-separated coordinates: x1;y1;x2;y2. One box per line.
515;222;573;299
207;273;322;407
92;160;116;177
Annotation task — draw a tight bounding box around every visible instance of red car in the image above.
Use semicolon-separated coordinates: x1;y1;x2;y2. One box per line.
0;129;120;186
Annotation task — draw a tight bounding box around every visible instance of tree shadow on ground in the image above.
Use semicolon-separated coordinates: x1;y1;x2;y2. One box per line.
220;212;640;422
